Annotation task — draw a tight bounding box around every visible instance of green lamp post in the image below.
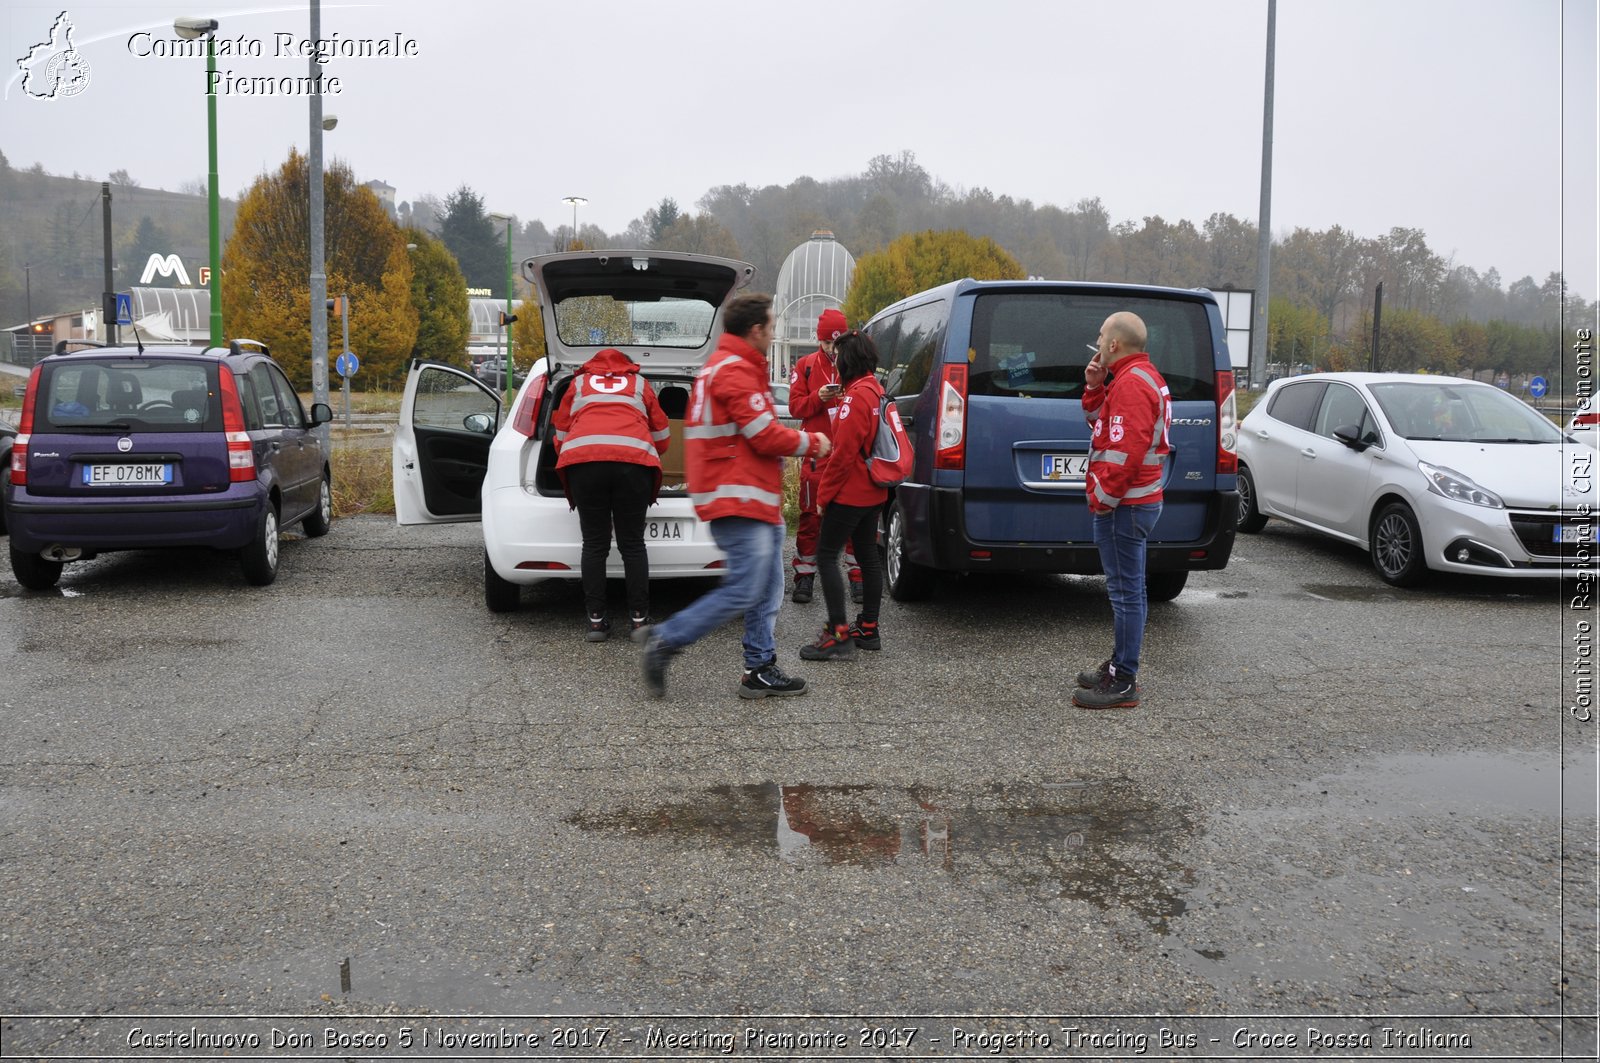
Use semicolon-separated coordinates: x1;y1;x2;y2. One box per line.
174;16;223;346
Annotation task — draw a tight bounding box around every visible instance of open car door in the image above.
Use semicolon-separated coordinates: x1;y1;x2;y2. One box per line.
393;360;501;524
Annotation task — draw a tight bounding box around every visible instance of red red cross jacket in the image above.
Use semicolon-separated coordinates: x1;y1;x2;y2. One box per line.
1082;352;1172;514
816;374;890;510
788;346;843;438
686;332;827;525
552;348;670;496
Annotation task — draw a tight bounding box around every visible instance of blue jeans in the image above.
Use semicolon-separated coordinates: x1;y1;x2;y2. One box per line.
1092;501;1163;679
655;517;786;670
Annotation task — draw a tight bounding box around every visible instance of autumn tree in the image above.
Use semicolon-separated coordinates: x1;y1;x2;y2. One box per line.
511;292;547;369
222;150;418;389
843;229;1025;324
404;228;469;366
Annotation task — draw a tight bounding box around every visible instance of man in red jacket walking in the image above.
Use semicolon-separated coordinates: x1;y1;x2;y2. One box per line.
1073;311;1171;710
788;307;862;604
640;294;832;700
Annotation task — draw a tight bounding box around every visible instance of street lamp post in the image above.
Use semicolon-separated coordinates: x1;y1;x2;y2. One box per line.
488;213;516;408
173;16;222;346
307;0;337;446
561;196;587;251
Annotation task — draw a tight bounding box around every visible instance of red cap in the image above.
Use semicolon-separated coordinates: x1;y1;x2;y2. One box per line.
816;308;848;343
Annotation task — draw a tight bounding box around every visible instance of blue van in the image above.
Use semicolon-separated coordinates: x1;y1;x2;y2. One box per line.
861;280;1239;601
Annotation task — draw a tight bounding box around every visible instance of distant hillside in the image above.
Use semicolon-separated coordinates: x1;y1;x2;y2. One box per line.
0;155;236;325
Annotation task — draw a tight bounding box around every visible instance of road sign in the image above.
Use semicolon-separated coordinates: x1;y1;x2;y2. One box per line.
1529;376;1548;399
115;292;133;326
336;351;359;377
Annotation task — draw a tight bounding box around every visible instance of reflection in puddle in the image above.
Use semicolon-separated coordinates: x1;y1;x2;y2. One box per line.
570;782;1199;932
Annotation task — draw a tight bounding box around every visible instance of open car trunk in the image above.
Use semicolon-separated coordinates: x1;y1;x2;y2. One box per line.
531;370;699;498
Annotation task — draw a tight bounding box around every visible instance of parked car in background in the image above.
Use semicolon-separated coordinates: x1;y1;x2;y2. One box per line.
860;279;1239;602
6;339;332;589
1237;372;1591;585
1567;405;1598;451
475;356;524;390
392;249;756;612
770;380;795;425
0;415;15;536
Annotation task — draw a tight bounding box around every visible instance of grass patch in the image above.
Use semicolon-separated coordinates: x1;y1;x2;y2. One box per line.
330;436;395;517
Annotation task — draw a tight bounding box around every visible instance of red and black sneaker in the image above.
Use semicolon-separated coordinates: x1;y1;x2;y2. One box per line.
848;618;881;651
799;623;857;661
585;614;611;643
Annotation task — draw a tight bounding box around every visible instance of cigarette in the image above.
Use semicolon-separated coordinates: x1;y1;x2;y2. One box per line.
1085;343;1099;353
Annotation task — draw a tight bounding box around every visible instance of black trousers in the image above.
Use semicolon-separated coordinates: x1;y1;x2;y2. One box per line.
817;502;883;628
564;462;654;618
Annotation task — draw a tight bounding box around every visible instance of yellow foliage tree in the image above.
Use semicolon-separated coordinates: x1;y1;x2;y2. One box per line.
222;150;418;389
844;229;1025;323
511;291;547;370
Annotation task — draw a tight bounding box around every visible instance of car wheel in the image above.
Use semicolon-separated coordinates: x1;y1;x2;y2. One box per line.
885;501;935;602
9;541;62;590
1236;464;1268;534
1145;570;1189;601
302;473;332;538
484;550;519;612
1370;501;1428;587
241;503;280;586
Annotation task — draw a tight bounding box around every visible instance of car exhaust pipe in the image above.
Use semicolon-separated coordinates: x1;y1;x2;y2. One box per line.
42;545;83;562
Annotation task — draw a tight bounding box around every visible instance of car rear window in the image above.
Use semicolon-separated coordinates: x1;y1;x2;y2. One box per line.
968;292;1218;402
554;296;715;349
40;359;219;432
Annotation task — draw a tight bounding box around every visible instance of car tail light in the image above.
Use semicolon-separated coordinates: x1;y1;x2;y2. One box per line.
216;366;256;483
509;374;547;438
1575;412;1599;427
1216;370;1238;475
11;365;41;486
934;364;968;471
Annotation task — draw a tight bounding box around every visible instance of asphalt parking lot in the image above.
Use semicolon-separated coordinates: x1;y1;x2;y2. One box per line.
0;514;1595;1059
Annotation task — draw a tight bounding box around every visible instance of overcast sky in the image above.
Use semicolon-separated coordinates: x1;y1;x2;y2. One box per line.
4;0;1596;302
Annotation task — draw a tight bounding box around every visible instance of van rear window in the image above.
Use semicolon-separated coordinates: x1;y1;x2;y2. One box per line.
968;293;1217;402
42;359;219;431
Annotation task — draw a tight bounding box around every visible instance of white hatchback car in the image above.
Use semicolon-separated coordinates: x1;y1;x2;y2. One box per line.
1567;406;1598;452
392;250;756;610
1237;372;1593;585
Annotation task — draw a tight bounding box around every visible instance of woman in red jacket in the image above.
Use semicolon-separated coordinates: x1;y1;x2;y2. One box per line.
551;348;670;641
800;331;888;660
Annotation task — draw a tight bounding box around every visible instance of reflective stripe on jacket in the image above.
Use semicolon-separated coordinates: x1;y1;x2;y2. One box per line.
1082;352;1171;513
686;333;826;525
551;348;669;493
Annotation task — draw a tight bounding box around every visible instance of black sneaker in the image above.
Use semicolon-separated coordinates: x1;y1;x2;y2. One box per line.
585;615;611;643
640;629;674;698
799;624;856;661
1076;658;1111;688
739;661;808;699
848;619;881;651
1072;671;1141;710
792;574;814;604
849;579;864;604
629;614;651;643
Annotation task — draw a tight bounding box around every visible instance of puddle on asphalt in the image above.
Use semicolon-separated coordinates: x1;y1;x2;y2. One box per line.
569;782;1200;932
1306;750;1593;819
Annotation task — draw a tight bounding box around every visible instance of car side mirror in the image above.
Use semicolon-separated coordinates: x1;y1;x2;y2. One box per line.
1332;424;1368;451
309;402;333;426
464;413;495;435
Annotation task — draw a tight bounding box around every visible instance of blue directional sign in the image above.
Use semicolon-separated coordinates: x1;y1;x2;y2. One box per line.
1529;376;1548;399
114;292;133;325
335;351;359;377
589;327;604;343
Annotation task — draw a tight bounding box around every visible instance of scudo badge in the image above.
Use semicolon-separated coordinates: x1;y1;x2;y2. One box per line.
117;437;133;453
